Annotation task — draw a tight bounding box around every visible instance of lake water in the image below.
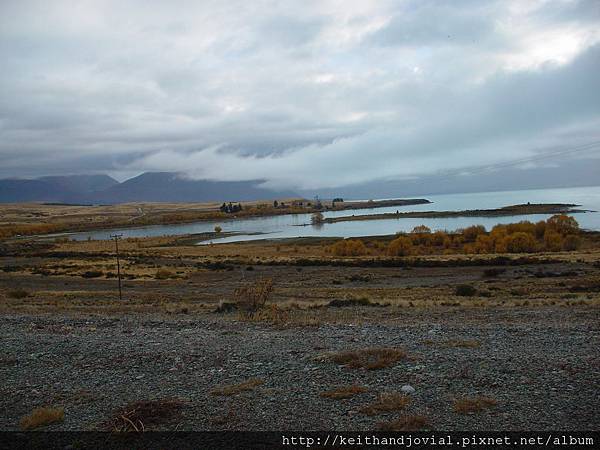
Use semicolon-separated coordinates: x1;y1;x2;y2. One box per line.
69;186;600;243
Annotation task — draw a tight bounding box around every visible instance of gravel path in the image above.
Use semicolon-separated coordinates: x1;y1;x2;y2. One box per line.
1;307;599;431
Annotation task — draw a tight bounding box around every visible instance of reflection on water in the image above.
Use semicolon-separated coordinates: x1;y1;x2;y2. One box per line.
68;186;600;243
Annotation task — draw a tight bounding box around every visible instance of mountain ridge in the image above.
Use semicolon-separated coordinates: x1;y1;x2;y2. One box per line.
0;172;296;204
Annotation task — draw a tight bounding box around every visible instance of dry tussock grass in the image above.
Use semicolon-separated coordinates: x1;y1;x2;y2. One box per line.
446;339;481;348
20;407;64;430
210;378;264;396
106;398;184;432
234;278;274;317
377;415;430;431
329;347;406;370
453;396;498;414
359;392;410;415
424;339;481;348
320;385;368;400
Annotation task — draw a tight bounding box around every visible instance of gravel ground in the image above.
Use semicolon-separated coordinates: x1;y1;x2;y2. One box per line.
1;307;599;431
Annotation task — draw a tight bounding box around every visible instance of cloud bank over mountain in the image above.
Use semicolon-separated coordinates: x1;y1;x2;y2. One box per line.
1;0;599;191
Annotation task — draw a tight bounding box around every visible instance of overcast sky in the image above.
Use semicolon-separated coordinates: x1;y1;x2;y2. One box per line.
1;0;599;189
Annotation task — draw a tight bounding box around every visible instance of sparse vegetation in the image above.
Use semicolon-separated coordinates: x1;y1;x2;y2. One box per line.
210;378;264;396
329;348;406;370
359;392;410;415
234;278;274;318
387;236;413;256
7;289;29;299
81;270;103;278
327;297;385;307
155;269;176;280
330;239;367;256
377;415;430;431
453;396;497;414
213;300;237;313
20;407;64;430
483;268;506;277
320;385;368;400
446;339;481;348
107;399;184;431
455;284;477;297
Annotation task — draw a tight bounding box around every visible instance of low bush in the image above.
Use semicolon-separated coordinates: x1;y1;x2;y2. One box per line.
20;407;64;430
234;278;273;317
503;232;537;253
81;270;103;278
546;214;579;236
482;268;506;277
210;379;264;396
359;393;411;415
563;234;581;251
387;236;413;257
155;269;176;280
329;348;406;370
544;230;563;252
106;399;184;431
462;225;486;242
327;297;385;308
330;239;367;256
7;289;29;299
455;284;477;297
213;301;237;313
346;273;372;282
377;415;430;431
453;396;497;414
320;385;368;400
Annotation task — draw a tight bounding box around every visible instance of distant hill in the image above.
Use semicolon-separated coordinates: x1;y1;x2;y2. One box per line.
0;174;118;203
38;175;118;194
0;172;296;204
90;172;296;203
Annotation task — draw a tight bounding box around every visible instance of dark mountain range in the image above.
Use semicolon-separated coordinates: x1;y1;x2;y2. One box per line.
0;172;295;204
90;172;296;203
38;175;119;194
0;174;118;203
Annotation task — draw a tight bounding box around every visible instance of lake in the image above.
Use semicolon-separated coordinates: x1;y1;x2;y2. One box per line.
69;185;600;243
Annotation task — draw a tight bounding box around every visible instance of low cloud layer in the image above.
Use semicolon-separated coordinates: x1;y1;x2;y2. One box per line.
1;0;599;189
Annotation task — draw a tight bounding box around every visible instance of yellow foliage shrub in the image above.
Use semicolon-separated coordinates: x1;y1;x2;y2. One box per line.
543;230;563;252
506;221;536;235
331;239;368;256
431;231;448;246
387;236;414;256
562;234;581;251
547;214;579;236
534;220;547;239
462;225;486;242
474;234;494;253
502;232;537;253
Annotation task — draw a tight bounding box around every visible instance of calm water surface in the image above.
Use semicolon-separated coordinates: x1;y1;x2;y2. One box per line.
69;186;600;243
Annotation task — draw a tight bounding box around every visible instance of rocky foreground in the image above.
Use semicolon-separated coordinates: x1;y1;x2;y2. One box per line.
1;307;598;431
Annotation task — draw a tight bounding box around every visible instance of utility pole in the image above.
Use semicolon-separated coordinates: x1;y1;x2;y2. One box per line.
110;234;123;300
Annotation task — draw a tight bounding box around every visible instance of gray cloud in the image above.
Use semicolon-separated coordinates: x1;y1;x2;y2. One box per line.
0;0;599;188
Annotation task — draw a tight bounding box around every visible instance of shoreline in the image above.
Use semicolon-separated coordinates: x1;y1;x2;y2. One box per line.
307;203;589;225
1;198;430;241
